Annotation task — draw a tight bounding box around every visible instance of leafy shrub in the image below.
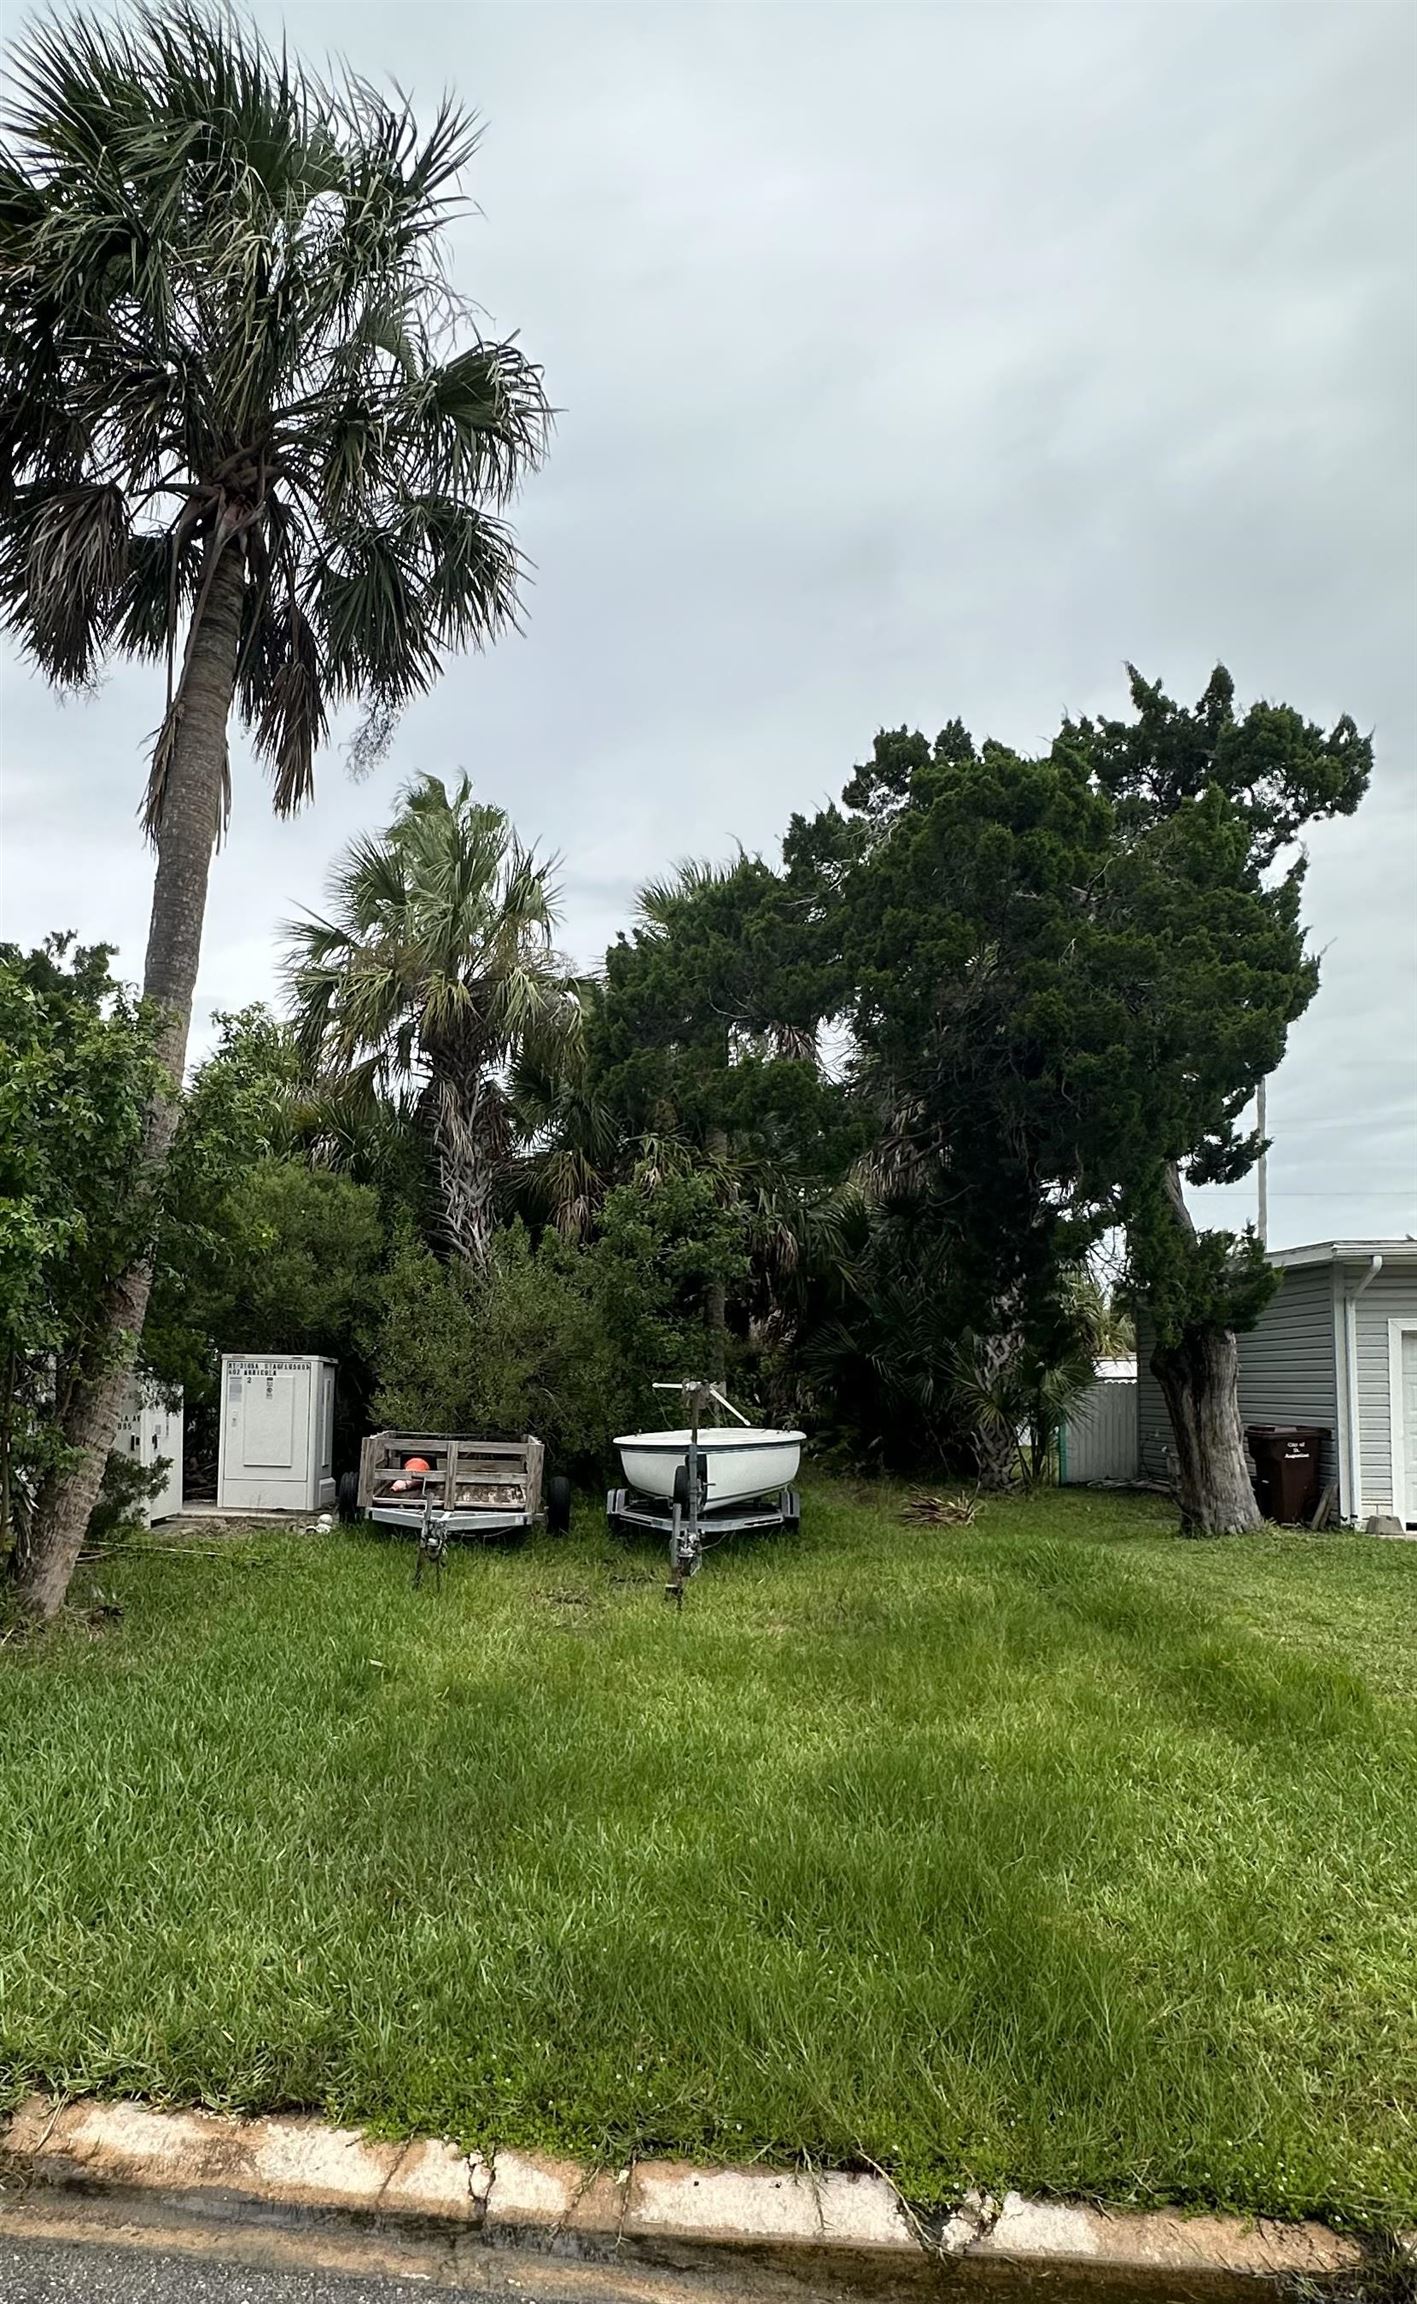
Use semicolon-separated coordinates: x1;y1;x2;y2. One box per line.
372;1165;750;1481
149;1126;389;1479
370;1235;478;1437
0;939;163;1573
374;1225;622;1483
590;1162;749;1420
85;1445;172;1553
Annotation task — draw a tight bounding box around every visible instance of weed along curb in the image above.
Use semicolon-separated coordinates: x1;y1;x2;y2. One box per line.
0;2097;1401;2300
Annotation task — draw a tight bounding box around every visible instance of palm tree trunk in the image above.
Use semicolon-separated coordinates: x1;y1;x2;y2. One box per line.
433;1066;506;1268
973;1421;1019;1490
968;1329;1023;1490
11;542;246;1622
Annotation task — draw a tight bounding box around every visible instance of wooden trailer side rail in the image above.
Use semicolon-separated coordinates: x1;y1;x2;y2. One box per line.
357;1431;543;1516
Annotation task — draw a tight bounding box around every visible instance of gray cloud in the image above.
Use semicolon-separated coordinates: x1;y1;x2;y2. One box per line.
2;0;1413;1244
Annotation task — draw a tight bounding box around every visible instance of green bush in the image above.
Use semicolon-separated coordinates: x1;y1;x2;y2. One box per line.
149;1146;390;1479
0;939;163;1572
372;1167;750;1482
370;1235;477;1437
85;1445;172;1553
590;1162;749;1417
373;1225;623;1483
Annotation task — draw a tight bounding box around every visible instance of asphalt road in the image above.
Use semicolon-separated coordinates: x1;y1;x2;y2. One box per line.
3;2236;464;2302
0;2218;768;2304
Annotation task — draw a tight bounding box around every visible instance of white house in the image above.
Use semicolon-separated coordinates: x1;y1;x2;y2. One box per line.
1137;1240;1417;1526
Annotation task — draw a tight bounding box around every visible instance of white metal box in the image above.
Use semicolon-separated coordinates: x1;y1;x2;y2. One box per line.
116;1376;184;1523
217;1355;336;1512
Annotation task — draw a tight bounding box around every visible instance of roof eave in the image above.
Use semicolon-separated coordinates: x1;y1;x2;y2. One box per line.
1269;1239;1417;1270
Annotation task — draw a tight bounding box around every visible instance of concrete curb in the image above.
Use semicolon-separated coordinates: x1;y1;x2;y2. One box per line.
0;2095;1399;2297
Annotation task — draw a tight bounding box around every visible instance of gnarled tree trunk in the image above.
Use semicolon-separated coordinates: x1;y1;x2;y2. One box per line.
1149;1162;1261;1537
1151;1323;1261;1534
11;541;246;1622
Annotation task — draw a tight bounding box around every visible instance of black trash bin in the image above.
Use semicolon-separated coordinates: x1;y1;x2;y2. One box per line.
1245;1425;1327;1524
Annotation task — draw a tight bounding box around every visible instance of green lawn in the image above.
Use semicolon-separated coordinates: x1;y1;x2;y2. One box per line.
2;1482;1415;2231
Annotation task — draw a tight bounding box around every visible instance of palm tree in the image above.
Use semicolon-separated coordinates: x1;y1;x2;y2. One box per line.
507;1015;621;1244
0;7;547;1615
286;774;580;1267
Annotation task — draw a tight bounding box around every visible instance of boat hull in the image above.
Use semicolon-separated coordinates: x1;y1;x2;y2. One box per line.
614;1427;803;1507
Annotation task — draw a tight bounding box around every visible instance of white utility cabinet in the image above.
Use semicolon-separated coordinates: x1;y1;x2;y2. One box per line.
217;1355;336;1512
116;1376;184;1522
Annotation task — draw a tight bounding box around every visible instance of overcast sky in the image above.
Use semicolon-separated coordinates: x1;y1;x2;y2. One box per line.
2;0;1414;1247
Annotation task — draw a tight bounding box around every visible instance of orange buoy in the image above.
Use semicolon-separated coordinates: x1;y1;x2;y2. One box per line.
404;1456;431;1475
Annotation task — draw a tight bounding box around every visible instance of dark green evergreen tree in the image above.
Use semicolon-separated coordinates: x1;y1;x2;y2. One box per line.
789;668;1370;1529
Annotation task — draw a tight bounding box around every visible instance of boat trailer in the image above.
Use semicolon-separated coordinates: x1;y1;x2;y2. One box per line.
607;1382;801;1606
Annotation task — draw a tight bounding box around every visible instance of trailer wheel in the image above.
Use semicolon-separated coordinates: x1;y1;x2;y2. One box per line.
546;1474;573;1534
336;1470;361;1525
672;1463;692;1512
781;1485;801;1533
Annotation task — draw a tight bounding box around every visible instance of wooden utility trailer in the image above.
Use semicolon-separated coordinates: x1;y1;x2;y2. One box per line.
351;1431;551;1539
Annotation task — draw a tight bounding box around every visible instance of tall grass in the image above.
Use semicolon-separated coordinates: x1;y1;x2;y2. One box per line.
2;1484;1414;2225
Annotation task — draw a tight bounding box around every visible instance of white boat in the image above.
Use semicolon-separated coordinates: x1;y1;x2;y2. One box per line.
614;1425;804;1508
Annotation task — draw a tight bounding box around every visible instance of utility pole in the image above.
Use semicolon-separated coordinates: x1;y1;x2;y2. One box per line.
1256;1077;1268;1246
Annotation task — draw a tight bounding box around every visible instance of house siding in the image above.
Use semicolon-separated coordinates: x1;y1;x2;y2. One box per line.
1235;1265;1340;1490
1351;1266;1417;1518
1136;1265;1340;1492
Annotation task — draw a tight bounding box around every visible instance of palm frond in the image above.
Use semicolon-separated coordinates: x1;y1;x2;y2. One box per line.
1;0;549;838
238;595;327;812
111;528;194;659
0;480;130;683
635;855;740;932
281;769;579;1257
